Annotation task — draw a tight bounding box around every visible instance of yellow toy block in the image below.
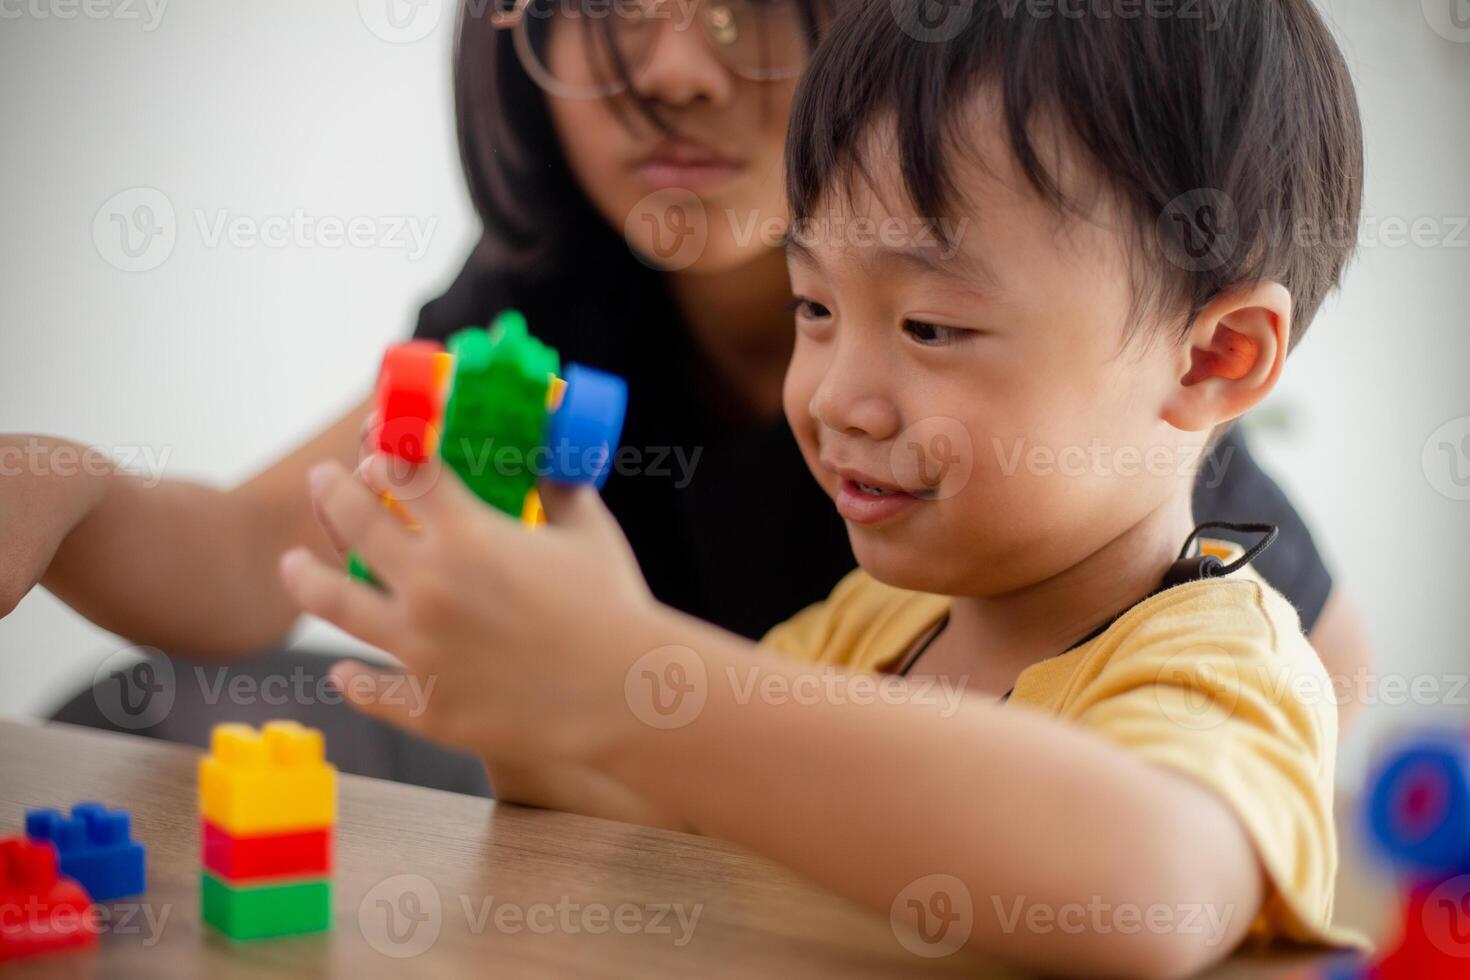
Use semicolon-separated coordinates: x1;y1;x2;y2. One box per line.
199;721;336;836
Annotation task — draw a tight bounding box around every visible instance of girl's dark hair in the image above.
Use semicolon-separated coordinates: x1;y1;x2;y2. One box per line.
453;0;832;276
785;0;1364;347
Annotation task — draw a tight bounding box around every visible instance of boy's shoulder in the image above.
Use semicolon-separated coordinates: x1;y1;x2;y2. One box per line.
1017;545;1333;723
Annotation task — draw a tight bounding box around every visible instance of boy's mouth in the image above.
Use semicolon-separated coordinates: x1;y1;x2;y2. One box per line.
828;465;936;526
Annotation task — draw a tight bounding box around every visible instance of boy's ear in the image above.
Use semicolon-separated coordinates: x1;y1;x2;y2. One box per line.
1161;281;1292;432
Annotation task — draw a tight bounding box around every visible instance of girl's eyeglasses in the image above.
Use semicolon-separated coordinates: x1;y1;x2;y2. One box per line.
490;0;811;100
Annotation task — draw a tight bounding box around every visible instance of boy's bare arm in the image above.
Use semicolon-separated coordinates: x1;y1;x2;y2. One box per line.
6;394;369;656
596;613;1264;979
289;463;1269;979
482;759;693;832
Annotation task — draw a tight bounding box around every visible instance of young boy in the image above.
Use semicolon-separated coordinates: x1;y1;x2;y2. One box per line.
281;0;1365;974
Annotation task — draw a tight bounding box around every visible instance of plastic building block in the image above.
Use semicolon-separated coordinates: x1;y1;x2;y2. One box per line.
545;363;627;488
199;721;335;941
1330;732;1470;978
200;872;330;940
24;803;145;902
1365;735;1470;874
198;721;336;836
201;821;330;880
439;310;559;517
373;340;454;463
348;308;628;585
0;837;97;962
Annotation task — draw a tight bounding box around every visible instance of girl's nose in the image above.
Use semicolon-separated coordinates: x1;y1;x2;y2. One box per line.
629;1;736;108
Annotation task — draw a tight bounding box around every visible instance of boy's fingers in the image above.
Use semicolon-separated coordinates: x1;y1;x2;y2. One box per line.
360;452;516;536
537;483;621;543
328;660;434;737
278;548;401;652
309;491;351;559
310;461;416;574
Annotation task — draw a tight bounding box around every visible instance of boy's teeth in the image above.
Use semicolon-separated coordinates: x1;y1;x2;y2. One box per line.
857;482;891;496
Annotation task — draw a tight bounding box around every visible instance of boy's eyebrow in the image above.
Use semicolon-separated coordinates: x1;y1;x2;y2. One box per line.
782;231;999;292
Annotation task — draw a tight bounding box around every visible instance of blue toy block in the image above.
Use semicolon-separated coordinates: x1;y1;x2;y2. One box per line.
545;363;628;489
1364;734;1470;876
25;803;146;901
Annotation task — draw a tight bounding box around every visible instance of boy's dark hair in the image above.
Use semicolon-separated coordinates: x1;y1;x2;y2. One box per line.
785;0;1364;347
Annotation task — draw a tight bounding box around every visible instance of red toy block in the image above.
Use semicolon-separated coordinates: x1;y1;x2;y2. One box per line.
1369;879;1470;979
201;820;331;882
373;340;448;463
0;837;97;962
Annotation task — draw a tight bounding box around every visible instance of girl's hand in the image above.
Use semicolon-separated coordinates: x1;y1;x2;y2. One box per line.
278;456;655;766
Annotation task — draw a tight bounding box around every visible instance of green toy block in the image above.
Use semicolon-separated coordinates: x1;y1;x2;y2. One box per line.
438;310;559;518
200;872;331;940
345;552;379;587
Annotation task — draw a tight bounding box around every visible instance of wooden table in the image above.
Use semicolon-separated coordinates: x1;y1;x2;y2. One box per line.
0;720;1388;978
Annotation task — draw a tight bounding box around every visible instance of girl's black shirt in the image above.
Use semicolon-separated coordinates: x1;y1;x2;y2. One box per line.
415;250;1333;640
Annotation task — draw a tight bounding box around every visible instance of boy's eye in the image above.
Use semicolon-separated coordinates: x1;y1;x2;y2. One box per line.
903;319;966;346
787;297;832;321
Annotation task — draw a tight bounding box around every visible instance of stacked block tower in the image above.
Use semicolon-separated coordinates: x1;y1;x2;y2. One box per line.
199;721;336;939
348;308;628;585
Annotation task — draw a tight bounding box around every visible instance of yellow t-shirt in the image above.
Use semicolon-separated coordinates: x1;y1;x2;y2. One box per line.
761;542;1365;950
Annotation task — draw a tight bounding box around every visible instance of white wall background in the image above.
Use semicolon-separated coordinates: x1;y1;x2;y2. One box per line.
1;0;1467;784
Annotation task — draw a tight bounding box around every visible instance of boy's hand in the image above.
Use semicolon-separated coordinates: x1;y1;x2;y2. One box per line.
279;456;654;766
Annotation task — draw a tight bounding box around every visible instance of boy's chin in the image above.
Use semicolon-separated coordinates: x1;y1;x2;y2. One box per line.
848;530;971;596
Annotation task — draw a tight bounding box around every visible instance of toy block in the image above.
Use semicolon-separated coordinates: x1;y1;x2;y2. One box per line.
544;363;626;488
24;803;145;902
198;721;336;836
200;871;330;940
439;311;558;517
0;837;97;962
349;309;628;586
201;820;330;882
373;340;452;464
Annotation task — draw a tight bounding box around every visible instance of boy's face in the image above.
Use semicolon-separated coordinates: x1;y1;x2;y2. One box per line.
782;104;1207;597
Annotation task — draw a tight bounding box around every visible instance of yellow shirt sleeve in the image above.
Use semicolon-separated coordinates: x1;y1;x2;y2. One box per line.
760;563;1364;950
1027;575;1364;949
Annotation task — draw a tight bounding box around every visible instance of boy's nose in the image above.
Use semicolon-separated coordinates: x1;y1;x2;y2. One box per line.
630;2;736;108
809;350;901;442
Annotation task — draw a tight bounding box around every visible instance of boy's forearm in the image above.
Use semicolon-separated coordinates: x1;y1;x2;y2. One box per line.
483;758;694;832
590;607;1260;977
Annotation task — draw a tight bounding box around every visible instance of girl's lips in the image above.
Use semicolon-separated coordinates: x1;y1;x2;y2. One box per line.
834;478;924;526
634;160;742;191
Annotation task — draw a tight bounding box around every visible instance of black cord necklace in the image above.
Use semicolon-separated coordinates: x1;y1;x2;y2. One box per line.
893;521;1279;702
